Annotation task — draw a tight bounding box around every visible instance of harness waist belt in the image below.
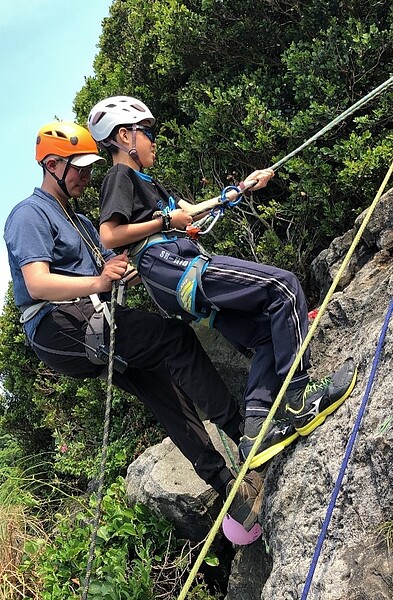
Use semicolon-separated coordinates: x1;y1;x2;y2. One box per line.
20;301;49;324
19;298;82;324
128;233;177;267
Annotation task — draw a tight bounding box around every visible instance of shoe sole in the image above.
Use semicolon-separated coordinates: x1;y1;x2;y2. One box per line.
248;430;300;470
295;366;358;436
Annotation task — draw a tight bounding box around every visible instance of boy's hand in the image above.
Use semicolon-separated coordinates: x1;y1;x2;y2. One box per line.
168;208;193;230
244;169;274;191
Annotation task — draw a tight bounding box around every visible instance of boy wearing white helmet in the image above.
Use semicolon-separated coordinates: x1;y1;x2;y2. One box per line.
88;96;357;470
4;120;268;534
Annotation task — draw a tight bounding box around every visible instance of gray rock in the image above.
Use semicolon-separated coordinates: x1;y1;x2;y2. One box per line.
125;422;235;541
125;188;393;600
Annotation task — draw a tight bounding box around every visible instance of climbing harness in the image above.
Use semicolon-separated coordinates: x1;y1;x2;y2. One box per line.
177;159;393;600
19;291;128;373
301;296;393;599
175;254;219;318
128;232;177;268
127;183;251;321
19;300;50;323
129;232;219;322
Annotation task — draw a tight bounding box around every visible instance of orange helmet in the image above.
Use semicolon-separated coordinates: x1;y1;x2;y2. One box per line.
35;121;100;163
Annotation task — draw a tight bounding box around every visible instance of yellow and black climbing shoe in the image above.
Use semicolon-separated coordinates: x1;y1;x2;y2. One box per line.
285;358;357;436
238;420;299;470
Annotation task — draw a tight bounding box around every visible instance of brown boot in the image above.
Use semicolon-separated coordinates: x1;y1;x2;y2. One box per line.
226;471;264;531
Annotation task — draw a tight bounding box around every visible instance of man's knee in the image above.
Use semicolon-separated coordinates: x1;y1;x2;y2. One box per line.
163;317;195;341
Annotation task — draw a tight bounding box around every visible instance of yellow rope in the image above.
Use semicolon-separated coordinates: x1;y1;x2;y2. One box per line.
177;159;393;600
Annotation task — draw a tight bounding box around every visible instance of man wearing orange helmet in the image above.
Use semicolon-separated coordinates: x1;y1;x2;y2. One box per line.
4;121;265;533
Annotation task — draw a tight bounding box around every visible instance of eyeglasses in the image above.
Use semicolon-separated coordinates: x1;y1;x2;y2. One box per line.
57;158;93;178
134;125;155;143
70;164;94;178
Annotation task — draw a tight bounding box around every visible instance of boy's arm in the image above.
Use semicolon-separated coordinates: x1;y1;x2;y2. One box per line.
178;169;274;217
100;210;193;249
100;213;165;249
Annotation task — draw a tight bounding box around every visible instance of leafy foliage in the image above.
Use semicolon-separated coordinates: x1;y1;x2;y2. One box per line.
74;0;393;289
22;478;218;600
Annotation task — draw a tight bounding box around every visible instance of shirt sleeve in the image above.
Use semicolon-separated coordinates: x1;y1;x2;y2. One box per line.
100;170;135;225
5;203;55;267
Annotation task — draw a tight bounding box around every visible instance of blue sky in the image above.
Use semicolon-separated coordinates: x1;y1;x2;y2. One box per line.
0;0;112;306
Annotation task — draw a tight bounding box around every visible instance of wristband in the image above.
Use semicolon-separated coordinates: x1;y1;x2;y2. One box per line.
161;212;172;231
152;210;172;231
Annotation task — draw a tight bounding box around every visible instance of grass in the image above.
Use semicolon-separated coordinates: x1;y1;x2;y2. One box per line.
377;520;393;555
0;503;47;599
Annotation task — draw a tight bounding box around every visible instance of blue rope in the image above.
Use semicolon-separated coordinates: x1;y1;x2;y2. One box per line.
301;297;393;599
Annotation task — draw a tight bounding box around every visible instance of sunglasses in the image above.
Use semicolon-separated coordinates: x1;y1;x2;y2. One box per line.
134;125;155;143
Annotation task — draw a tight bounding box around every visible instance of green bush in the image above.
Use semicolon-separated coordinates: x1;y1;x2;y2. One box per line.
22;477;218;600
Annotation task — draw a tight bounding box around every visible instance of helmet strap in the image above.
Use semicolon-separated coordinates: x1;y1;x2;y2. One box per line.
102;125;144;170
43;157;72;197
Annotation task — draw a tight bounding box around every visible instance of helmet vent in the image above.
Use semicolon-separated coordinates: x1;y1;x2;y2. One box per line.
44;129;67;139
90;111;106;125
132;103;147;113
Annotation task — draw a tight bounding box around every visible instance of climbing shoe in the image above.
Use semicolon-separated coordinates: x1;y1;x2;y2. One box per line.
285;357;357;436
226;471;264;532
238;420;299;470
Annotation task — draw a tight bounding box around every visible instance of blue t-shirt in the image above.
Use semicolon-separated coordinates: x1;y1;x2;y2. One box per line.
4;187;114;338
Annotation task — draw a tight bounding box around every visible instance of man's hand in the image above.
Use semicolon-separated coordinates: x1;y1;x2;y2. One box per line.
99;254;129;291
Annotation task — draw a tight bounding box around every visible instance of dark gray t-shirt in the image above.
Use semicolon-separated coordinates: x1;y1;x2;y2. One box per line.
99;164;179;252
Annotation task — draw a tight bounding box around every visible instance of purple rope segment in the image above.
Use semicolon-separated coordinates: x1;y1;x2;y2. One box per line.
301;298;393;599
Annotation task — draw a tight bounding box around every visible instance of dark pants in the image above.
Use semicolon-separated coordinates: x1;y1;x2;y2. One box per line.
139;238;312;407
32;299;241;493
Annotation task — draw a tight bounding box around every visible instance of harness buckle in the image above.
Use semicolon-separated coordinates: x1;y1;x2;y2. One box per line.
85;298;127;374
176;254;219;320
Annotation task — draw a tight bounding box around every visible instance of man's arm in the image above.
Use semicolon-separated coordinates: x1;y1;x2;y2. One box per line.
22;255;129;302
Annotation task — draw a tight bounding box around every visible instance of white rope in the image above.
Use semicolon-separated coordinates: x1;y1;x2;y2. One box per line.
270;75;393;171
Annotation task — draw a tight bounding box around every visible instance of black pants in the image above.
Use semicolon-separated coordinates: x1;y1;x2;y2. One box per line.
32;299;241;493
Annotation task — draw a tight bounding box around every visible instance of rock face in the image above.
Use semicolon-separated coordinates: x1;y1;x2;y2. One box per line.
125;189;393;599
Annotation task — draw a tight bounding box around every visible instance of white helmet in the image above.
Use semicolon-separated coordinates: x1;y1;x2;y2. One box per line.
87;96;155;142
